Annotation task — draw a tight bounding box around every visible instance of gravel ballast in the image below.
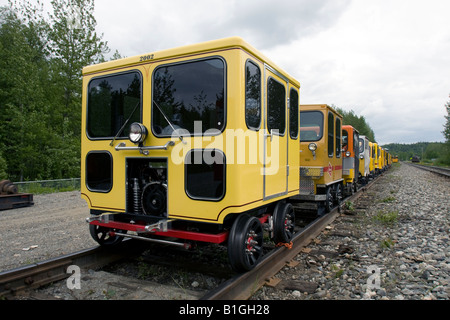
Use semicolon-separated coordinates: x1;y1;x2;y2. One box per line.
252;163;450;300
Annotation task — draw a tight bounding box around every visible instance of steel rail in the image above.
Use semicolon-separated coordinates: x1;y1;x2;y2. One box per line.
0;240;144;299
407;163;450;178
201;210;340;300
201;178;378;300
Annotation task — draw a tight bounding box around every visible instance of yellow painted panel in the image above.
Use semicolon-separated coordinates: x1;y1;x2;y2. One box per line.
81;38;301;224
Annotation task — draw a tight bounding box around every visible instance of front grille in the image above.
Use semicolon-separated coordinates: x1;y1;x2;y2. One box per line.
300;167;323;178
300;178;315;195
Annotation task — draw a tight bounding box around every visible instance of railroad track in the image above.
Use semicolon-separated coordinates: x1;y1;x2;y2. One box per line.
201;177;378;300
406;162;450;178
0;176;381;301
0;240;147;299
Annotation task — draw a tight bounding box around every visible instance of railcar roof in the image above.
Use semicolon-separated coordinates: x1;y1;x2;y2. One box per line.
82;36;300;87
300;104;343;118
342;124;359;133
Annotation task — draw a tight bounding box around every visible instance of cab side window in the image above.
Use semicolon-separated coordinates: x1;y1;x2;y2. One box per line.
267;77;286;135
289;88;299;139
245;60;261;130
328;112;334;157
336;118;341;157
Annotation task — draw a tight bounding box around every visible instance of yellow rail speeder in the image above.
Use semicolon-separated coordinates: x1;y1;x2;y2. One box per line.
297;104;343;213
358;135;371;185
342;125;360;196
81;37;301;272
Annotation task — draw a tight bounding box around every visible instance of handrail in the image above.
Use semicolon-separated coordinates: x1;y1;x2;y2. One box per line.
114;141;175;155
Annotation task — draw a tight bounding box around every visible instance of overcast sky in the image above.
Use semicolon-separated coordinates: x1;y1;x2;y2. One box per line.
2;0;450;145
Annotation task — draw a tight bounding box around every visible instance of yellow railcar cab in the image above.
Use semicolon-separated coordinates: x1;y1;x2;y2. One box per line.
81;37;301;272
373;142;380;174
358;135;370;184
342;125;360;195
297;104;343;213
369;141;375;176
379;147;385;172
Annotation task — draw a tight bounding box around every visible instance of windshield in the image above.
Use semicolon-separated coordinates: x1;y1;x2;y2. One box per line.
359;138;364;154
300;111;323;142
87;71;142;139
152;58;225;136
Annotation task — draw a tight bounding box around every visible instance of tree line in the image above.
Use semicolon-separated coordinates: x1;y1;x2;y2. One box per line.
335;107;376;142
385;97;450;166
382;142;449;165
336;104;450;166
0;0;112;181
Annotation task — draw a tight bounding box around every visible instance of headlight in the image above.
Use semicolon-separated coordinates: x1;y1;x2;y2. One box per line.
308;143;317;151
129;122;148;144
346;151;351;157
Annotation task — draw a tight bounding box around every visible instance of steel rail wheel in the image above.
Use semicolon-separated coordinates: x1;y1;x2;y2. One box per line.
89;224;127;246
273;202;295;244
228;214;264;272
335;183;343;206
325;186;333;213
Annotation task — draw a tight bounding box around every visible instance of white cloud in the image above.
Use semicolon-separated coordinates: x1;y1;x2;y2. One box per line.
93;0;351;55
266;0;450;144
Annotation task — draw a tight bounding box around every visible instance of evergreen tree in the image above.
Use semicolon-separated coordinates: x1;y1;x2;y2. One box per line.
0;6;49;180
335;107;376;142
441;96;450;165
0;0;112;181
47;0;109;138
443;97;450;144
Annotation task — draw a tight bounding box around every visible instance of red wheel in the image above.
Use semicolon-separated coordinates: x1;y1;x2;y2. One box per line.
273;202;295;244
228;214;264;272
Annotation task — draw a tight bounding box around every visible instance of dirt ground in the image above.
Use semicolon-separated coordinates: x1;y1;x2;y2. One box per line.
0;191;98;272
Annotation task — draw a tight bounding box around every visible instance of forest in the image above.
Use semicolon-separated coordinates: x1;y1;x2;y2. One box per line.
382;142;449;165
336;106;450;166
0;0;113;181
335;107;376;142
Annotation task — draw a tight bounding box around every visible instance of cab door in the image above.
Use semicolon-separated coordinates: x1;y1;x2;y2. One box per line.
353;130;360;181
263;66;288;200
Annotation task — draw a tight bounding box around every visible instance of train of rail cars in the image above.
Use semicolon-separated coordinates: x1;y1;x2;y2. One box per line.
81;37;393;272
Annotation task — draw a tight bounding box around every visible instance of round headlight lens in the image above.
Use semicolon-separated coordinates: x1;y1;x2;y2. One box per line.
345;151;351;157
129;122;148;144
308;143;317;151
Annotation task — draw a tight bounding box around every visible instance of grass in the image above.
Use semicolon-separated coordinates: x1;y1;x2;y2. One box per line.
137;261;160;280
380;196;396;203
15;180;80;194
380;238;395;249
373;210;399;227
344;201;355;212
102;289;116;300
331;264;344;278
